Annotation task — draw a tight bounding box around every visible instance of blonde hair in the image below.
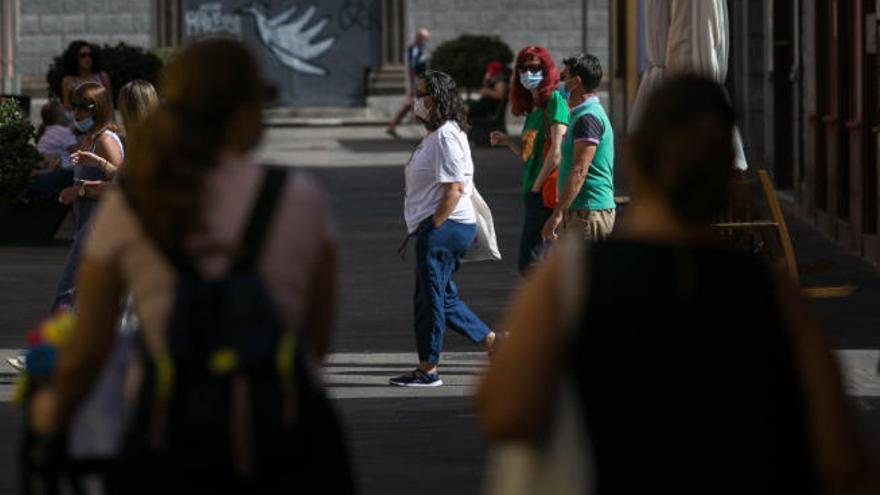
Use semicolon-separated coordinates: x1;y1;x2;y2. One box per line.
118;79;159;135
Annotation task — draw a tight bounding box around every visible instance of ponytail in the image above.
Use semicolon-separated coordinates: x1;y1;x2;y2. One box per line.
120;106;225;254
119;39;263;254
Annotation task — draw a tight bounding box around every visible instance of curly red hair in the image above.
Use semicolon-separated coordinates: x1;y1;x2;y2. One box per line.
509;46;559;116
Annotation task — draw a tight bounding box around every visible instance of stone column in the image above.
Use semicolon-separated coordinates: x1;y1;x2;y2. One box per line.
157;0;183;47
382;0;405;65
0;0;19;94
368;0;406;96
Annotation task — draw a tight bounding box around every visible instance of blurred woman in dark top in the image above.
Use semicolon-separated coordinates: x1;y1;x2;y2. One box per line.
478;75;878;494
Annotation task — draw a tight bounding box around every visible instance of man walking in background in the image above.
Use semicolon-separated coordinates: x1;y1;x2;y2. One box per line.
386;27;430;138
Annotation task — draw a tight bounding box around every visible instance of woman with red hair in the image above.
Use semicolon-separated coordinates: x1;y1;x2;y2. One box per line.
491;46;569;274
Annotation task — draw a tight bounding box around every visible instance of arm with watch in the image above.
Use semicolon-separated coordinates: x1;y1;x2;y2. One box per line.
61;137;123;204
77;179;110;200
58;179;107;205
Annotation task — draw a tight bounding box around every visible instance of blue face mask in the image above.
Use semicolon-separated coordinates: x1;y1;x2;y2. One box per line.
557;81;570;100
74;117;95;133
519;70;543;90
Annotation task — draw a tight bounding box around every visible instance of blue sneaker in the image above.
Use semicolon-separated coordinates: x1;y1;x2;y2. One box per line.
389;369;443;387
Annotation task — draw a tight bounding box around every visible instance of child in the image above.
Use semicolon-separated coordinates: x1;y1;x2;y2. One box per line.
36;101;77;170
28;102;76;198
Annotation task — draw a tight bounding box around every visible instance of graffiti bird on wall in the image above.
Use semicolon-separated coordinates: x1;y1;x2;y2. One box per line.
239;3;336;76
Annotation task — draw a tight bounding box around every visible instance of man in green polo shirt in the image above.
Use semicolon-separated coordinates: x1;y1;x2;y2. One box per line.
542;53;615;242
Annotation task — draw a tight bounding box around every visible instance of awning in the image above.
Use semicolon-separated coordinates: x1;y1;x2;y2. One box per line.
627;0;670;132
630;0;748;170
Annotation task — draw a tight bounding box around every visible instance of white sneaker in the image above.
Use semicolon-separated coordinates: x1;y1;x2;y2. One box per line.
6;355;25;372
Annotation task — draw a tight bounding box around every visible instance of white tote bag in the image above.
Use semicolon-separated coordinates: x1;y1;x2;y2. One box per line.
483;235;594;495
463;186;502;262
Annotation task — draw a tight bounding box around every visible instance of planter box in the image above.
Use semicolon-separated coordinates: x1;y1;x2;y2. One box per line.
0;201;69;244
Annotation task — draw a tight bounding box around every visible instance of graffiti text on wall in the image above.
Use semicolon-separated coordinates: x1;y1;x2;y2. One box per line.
185;3;242;37
184;2;336;77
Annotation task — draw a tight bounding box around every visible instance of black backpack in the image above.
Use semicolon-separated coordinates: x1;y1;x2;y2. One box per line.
116;167;355;494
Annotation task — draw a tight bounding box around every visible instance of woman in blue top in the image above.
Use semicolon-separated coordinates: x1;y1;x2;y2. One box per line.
53;82;124;310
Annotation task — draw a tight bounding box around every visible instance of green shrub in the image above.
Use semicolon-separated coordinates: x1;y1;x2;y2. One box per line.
47;42;163;104
0;98;42;206
429;35;514;92
152;46;179;66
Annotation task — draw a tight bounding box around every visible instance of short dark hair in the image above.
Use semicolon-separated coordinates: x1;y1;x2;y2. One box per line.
631;75;736;225
418;70;470;133
563;53;602;92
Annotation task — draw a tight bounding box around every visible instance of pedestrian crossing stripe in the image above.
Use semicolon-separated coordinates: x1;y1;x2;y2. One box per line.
0;350;877;401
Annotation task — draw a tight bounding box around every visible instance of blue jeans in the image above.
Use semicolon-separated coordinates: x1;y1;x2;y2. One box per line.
518;192;552;274
414;217;491;364
52;197;99;310
28;168;74;199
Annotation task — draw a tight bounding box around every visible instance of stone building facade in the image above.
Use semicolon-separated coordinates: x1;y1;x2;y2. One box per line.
6;0;610;109
17;0;156;95
406;0;610;76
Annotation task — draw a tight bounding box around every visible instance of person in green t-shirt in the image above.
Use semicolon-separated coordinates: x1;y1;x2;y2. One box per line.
542;53;615;243
490;46;569;274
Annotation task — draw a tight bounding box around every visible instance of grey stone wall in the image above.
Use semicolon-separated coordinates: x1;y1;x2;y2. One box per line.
406;0;610;76
18;0;156;93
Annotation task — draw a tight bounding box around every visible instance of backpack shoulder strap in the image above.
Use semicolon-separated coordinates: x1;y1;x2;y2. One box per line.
231;165;290;272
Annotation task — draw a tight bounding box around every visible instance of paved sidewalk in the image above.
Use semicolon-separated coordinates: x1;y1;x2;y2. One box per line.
0;125;878;494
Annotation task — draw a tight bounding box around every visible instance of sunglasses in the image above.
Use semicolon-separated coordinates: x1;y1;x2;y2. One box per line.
79;52;92;59
72;101;95;112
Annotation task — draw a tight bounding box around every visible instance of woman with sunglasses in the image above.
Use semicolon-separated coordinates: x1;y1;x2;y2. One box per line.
70;79;159;188
53;82;123;310
490;46;569;275
61;41;112;114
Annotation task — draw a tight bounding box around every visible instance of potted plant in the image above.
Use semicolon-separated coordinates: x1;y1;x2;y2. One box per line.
0;98;67;244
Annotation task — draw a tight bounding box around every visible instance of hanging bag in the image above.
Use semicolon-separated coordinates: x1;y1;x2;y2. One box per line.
463;185;502;262
483;234;594;495
540;110;560;209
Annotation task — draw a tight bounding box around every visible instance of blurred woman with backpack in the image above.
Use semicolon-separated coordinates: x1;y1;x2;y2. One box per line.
29;38;352;493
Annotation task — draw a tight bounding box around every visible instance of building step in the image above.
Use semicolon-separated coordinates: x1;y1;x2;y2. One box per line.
368;65;406;96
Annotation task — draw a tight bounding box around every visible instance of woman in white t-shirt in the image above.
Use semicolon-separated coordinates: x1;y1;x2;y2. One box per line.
391;71;498;387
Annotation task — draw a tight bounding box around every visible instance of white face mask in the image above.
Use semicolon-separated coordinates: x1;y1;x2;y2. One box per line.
413;96;431;121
